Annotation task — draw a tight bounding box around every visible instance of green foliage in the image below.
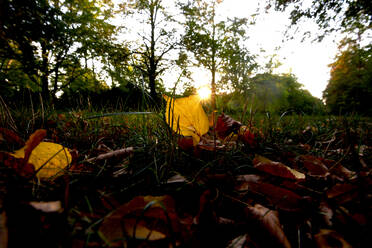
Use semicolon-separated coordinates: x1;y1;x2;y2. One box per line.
221;73;324;115
119;0;179;102
0;0;126;103
180;0;255;108
323;41;372;115
270;0;372;41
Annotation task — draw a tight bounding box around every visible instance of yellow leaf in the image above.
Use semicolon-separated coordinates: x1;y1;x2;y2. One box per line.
11;142;71;179
164;95;209;145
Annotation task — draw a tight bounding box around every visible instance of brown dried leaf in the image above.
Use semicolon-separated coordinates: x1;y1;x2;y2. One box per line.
326;183;358;204
99;195;186;246
0;127;25;147
241;181;303;211
254;155;305;180
314;229;352;248
0;151;35;178
245;204;291;248
319;202;333;227
24;129;47;163
29;201;62;213
297;155;329;177
320;158;354;179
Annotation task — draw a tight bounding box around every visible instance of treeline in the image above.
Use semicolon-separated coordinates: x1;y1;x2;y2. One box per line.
0;0;371;115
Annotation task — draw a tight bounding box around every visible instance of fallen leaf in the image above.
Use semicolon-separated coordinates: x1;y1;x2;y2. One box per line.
320;158;354;179
177;137;194;151
11;142;71;179
326;183;358;204
23;129;47;163
253;155;305;180
319;202;333;227
164;95;209;145
245;204;291;248
314;229;352;248
167;174;188;184
0;211;8;248
99;195;187;246
0;151;35;178
216;113;242;139
239;181;303;211
297;155;329;177
226;234;247;248
0;127;25;147
239;126;256;146
29;201;63;213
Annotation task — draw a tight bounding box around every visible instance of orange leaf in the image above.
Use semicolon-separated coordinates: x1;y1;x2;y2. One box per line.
24;129;47;163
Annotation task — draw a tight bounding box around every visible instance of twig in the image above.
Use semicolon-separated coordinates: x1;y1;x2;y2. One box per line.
85;147;134;163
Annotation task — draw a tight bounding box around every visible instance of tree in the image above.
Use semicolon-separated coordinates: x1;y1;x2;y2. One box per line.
180;0;251;110
119;0;179;104
323;40;372;115
0;0;124;103
247;73;324;114
269;0;372;41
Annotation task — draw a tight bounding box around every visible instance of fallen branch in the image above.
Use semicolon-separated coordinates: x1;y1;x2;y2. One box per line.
85;147;134;163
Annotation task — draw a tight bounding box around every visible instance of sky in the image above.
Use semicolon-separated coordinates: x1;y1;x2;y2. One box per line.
207;0;342;99
112;0;345;99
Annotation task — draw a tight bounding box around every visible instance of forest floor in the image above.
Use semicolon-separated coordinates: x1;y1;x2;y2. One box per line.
0;110;371;248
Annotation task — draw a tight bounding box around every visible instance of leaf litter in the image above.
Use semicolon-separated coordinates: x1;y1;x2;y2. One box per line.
0;111;371;248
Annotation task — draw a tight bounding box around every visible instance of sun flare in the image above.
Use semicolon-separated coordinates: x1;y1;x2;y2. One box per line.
197;85;212;100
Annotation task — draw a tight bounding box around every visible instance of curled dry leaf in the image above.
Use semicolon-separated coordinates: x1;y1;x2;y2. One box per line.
314;229;352;248
245;204;291;248
253;155;305;180
29;201;63;213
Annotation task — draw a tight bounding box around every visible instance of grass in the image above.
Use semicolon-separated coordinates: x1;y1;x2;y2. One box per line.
0;103;371;247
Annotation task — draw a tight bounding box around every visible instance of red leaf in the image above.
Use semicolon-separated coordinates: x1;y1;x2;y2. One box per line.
0;127;25;147
178;137;194;151
24;129;47;163
216;113;242;139
239;126;256;146
0;151;35;178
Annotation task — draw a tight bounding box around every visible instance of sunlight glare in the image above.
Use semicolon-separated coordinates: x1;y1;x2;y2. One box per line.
197;85;211;100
